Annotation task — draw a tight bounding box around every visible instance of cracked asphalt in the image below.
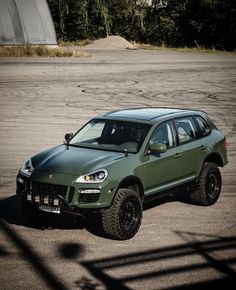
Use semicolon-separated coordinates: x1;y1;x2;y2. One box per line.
0;49;236;289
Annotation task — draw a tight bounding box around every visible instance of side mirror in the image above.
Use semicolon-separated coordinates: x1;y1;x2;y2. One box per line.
149;143;167;154
64;133;73;144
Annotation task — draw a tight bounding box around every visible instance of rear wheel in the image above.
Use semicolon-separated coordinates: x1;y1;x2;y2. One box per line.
190;162;222;206
102;188;142;240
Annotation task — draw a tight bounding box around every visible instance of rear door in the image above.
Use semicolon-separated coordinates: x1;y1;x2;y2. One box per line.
174;116;202;179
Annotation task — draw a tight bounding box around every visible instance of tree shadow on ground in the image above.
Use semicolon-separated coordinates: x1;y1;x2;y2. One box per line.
54;230;236;290
78;232;236;290
0;217;71;290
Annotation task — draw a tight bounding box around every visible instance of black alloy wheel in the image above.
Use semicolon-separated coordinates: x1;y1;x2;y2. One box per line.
205;168;221;200
120;196;141;234
190;162;222;206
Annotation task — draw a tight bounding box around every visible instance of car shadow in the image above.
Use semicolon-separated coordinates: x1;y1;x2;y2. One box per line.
0;195;25;226
0;192;198;238
86;191;197;239
0;195;85;230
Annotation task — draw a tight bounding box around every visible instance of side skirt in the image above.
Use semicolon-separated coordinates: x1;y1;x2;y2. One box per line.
143;179;198;204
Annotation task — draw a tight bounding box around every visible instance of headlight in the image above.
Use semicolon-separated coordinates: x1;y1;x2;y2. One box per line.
75;169;108;183
20;159;34;177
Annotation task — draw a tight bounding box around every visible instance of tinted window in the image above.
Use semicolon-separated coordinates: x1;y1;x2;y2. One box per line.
70;120;150;153
175;117;197;144
195;116;211;137
150;121;174;149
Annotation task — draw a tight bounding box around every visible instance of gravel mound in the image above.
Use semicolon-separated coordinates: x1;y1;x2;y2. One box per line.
84;36;135;50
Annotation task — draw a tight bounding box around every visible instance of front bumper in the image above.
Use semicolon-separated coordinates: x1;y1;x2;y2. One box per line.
16;171;117;214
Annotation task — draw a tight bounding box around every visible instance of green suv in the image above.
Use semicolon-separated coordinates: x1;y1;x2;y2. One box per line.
17;108;228;239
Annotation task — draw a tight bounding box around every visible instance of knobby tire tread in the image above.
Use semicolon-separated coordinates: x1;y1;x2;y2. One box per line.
102;188;142;240
190;162;221;206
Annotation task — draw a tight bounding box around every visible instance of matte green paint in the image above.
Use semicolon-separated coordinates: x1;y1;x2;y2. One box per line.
17;108;228;211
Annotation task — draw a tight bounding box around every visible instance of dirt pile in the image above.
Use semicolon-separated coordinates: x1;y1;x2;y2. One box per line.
84;35;135;50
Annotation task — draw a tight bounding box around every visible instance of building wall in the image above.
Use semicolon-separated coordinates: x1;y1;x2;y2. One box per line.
0;0;57;45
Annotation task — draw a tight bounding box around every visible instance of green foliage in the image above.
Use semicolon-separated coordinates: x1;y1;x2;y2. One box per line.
47;0;236;50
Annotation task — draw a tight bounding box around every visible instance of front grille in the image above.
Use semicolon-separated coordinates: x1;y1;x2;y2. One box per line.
68;187;74;203
79;193;100;203
31;181;68;199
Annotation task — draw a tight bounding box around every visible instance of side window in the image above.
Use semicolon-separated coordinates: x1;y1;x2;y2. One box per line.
195;116;211;137
150;121;174;149
175;117;197;145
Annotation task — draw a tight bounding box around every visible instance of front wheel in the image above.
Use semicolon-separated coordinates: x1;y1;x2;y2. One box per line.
190;162;222;206
101;188;142;240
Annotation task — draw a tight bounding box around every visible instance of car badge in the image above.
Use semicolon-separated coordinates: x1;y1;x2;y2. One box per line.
49;174;53;179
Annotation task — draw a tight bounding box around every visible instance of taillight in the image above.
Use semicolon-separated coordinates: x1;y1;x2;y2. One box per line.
224;138;228;151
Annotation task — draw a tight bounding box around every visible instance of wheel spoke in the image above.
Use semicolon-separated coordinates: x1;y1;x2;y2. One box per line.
120;198;139;231
206;170;220;199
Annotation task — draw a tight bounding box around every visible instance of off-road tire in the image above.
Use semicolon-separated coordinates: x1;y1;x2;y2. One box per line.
190;162;222;206
101;188;142;240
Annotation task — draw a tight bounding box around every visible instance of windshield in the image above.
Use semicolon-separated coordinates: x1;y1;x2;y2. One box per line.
69;119;150;153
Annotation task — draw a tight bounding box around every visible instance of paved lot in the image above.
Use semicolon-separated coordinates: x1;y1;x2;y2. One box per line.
0;50;236;289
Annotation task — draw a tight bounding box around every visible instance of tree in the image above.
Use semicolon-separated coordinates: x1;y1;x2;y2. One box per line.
47;0;236;50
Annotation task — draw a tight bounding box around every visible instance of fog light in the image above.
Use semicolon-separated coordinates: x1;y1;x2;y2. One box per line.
35;195;40;203
17;177;24;184
53;198;59;206
80;189;100;194
27;194;32;201
44;196;49;205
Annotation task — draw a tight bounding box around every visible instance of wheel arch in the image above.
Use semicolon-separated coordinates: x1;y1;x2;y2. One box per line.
204;153;224;167
197;152;223;179
116;175;144;201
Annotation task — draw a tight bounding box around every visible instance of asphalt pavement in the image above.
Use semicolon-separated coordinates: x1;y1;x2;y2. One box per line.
0;49;236;289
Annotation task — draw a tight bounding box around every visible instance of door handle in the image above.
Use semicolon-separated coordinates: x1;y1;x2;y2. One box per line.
200;145;206;150
174;153;182;158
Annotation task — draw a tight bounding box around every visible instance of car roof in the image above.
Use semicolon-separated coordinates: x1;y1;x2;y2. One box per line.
98;107;207;123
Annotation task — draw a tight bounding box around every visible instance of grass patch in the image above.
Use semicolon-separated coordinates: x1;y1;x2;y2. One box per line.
58;39;93;47
0;45;89;57
136;43;234;53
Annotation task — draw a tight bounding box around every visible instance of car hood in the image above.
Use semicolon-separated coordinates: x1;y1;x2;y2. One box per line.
32;145;124;176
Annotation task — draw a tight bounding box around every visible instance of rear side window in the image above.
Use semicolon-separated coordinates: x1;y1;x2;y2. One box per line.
195;116;211;137
175;117;197;144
